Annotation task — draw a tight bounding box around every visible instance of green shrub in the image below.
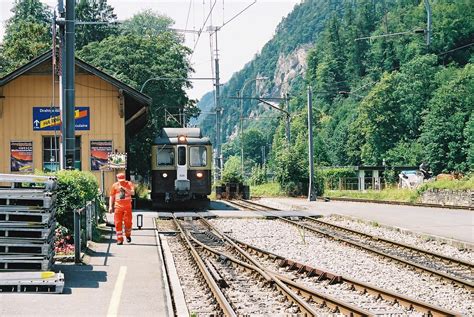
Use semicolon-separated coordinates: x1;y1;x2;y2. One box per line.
53;170;102;232
320;168;356;189
249;164;267;186
250;182;284;197
222;156;243;184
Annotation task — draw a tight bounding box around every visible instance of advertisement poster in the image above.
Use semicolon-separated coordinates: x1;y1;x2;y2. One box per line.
10;141;33;172
33;107;90;131
90;140;113;171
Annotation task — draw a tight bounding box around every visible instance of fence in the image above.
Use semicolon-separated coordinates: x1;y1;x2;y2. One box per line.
324;177;389;191
74;200;99;263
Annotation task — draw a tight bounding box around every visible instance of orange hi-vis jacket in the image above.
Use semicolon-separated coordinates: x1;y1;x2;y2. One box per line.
110;180;134;210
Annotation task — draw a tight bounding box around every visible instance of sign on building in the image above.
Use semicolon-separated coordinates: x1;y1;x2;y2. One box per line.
10;141;33;172
32;107;90;131
90;140;113;171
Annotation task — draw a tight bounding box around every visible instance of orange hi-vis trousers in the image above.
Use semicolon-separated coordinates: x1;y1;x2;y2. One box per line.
114;206;132;243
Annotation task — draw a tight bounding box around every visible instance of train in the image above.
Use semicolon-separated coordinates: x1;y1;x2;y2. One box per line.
151;128;212;209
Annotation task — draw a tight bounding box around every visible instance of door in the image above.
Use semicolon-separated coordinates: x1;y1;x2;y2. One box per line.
177;145;187;180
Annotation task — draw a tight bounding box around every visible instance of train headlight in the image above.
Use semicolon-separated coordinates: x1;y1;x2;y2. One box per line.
196;172;203;179
178;135;187;143
162;172;168;178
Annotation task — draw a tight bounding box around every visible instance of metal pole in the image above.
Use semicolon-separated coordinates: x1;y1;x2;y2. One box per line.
74;209;80;263
58;0;66;169
423;0;432;46
307;86;316;201
214;57;221;181
239;91;244;177
64;0;75;169
285;93;291;145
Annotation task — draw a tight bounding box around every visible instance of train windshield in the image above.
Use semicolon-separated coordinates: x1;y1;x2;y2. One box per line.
157;147;175;166
190;146;207;167
178;146;186;166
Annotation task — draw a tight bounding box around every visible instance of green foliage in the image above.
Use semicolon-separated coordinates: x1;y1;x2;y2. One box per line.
418;174;474;192
249;164;267;186
77;21;195;178
0;0;52;74
75;0;118;50
120;10;175;37
320;168;356;189
325;189;420;203
221;156;243;184
249;182;283;197
420;64;473;174
52;170;101;232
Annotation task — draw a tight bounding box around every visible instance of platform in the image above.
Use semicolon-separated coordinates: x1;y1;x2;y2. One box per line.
0;211;169;316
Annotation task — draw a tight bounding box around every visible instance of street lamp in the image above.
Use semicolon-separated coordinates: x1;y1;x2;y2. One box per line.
240;77;268;178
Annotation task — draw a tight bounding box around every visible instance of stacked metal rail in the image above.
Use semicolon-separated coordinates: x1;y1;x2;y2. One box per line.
0;173;64;293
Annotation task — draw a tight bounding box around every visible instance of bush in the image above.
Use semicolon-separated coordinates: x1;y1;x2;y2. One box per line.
320;168;356;189
222;156;243;184
53;170;102;232
249;164;267;186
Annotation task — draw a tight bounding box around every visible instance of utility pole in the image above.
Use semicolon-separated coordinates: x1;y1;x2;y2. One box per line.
65;0;75;170
307;86;316;201
285;93;291;145
424;0;432;46
58;0;75;170
212;27;222;182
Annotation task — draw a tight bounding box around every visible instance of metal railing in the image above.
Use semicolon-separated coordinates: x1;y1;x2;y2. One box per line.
74;200;99;263
324;177;389;191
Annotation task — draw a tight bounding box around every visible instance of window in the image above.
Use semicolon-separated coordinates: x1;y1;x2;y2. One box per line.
190;146;207;167
43;136;81;172
157;147;175;166
178;146;186;166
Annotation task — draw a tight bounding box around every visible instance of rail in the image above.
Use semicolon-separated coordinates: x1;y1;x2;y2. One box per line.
226;199;474;290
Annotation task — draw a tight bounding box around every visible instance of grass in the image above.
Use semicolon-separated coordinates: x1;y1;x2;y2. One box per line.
250;182;285;197
419;175;474;191
325;188;420;203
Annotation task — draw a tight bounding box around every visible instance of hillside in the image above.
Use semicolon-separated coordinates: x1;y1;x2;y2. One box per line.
197;0;473;195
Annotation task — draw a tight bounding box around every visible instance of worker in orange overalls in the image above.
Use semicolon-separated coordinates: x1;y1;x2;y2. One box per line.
109;173;135;245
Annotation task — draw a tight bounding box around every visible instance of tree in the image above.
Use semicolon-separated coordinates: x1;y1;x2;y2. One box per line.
420;64;473;174
75;0;118;50
120;10;175;38
0;0;52;74
78;19;194;177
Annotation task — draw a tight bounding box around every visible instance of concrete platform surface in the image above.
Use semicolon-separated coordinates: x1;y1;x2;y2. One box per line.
0;211;169;317
255;197;474;244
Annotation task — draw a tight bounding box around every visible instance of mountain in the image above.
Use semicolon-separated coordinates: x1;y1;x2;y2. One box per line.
197;0;345;142
197;0;473;195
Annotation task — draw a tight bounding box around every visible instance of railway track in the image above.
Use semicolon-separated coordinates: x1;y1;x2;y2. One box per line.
199;217;460;317
225;199;474;291
159;214;460;316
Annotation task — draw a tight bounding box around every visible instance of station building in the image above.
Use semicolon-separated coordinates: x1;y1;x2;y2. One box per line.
0;50;151;192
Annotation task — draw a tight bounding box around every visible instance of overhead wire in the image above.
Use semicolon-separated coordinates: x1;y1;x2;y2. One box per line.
192;0;218;53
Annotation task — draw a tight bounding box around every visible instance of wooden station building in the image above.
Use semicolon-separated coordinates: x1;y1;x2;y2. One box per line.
0;50;151;192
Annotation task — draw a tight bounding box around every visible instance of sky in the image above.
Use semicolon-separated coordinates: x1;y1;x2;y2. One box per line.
0;0;300;100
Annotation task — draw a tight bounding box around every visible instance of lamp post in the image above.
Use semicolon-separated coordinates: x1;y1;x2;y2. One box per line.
239;77;268;178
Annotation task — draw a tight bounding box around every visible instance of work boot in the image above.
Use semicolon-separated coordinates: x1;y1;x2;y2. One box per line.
117;241;123;245
126;237;131;243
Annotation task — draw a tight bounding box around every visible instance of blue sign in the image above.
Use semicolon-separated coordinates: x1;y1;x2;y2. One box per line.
33;107;90;131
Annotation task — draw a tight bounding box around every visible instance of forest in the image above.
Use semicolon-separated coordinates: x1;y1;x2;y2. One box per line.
198;0;473;194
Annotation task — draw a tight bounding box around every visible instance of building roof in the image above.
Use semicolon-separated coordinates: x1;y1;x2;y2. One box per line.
0;50;152;134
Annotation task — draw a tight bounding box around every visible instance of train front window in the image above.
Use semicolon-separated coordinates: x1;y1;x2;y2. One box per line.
178;146;186;166
157;147;175;166
190;146;207;167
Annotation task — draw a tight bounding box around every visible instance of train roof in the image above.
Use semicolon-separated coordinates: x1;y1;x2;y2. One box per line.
154;127;211;145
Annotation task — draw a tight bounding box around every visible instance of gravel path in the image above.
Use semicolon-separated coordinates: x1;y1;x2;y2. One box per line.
321;215;474;263
212;218;472;316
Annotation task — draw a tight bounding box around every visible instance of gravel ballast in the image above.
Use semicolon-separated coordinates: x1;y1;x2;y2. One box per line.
211;218;472;315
